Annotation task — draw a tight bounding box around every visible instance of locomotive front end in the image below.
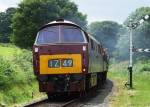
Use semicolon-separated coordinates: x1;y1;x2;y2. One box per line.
33;20;88;96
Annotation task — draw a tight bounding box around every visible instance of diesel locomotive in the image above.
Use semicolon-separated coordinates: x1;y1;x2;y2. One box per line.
33;19;109;98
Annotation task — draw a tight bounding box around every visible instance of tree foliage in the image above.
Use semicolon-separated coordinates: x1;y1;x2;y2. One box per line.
0;8;16;43
88;21;122;56
128;7;150;48
11;0;87;48
123;7;150;59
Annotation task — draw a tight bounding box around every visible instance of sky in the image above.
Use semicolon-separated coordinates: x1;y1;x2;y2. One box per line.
0;0;150;24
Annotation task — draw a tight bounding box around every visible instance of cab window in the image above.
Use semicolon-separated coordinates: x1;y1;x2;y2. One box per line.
62;26;85;43
36;26;59;44
35;25;86;44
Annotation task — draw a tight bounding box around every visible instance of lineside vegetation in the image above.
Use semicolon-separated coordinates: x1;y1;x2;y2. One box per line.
108;60;150;107
0;44;44;106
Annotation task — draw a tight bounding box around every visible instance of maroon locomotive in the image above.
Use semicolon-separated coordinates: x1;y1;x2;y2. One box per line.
33;19;109;98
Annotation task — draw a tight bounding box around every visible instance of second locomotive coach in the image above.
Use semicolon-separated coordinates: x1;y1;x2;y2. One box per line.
33;19;109;98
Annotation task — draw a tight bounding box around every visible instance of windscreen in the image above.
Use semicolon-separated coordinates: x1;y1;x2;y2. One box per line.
35;25;86;44
36;26;59;44
61;26;84;42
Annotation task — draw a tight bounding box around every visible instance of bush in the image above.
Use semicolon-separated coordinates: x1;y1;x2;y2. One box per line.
0;49;35;87
141;65;150;72
134;59;150;72
11;49;35;84
0;57;15;87
0;45;39;106
0;43;17;48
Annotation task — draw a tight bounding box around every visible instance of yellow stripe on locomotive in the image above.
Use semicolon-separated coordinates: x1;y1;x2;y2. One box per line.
39;54;82;74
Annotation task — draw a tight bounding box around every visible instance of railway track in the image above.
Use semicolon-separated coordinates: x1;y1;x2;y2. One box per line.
21;80;113;107
23;97;83;107
22;96;48;107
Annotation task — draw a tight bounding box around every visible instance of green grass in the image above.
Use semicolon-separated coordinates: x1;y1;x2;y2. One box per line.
0;46;16;56
0;44;44;107
108;61;150;107
0;44;21;58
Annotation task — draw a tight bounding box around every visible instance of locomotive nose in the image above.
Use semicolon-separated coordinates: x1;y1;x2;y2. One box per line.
38;44;84;75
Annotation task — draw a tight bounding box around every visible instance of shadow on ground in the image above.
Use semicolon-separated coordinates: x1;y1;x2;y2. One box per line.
80;79;114;107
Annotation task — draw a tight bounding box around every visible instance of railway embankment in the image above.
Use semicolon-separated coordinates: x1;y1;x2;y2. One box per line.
0;44;44;106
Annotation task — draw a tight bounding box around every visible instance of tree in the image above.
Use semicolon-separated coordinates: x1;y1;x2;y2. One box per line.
88;21;122;57
115;27;129;61
11;0;87;48
123;7;150;59
0;8;16;43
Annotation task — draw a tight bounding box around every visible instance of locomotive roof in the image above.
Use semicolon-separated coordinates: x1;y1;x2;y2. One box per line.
87;33;100;45
39;19;82;31
39;19;100;45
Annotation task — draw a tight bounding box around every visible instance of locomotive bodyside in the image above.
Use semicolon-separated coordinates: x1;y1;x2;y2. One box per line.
32;19;108;97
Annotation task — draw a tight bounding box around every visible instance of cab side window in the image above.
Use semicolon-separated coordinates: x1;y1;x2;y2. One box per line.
100;45;104;55
90;39;94;50
84;32;89;42
98;45;101;54
95;44;99;54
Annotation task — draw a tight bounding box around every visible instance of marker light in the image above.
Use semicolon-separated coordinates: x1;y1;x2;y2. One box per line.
83;46;86;51
35;47;38;52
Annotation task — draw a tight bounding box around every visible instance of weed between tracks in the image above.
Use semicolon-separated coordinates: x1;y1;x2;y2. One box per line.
108;61;150;107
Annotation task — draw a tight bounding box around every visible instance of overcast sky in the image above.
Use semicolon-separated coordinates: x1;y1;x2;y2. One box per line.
0;0;150;24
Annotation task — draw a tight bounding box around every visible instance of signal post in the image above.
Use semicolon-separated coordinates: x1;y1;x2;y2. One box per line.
125;15;150;89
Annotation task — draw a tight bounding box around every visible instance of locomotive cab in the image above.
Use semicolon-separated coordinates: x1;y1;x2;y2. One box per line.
33;20;88;74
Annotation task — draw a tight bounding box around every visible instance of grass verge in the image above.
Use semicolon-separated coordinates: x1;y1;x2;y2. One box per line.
108;61;150;107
